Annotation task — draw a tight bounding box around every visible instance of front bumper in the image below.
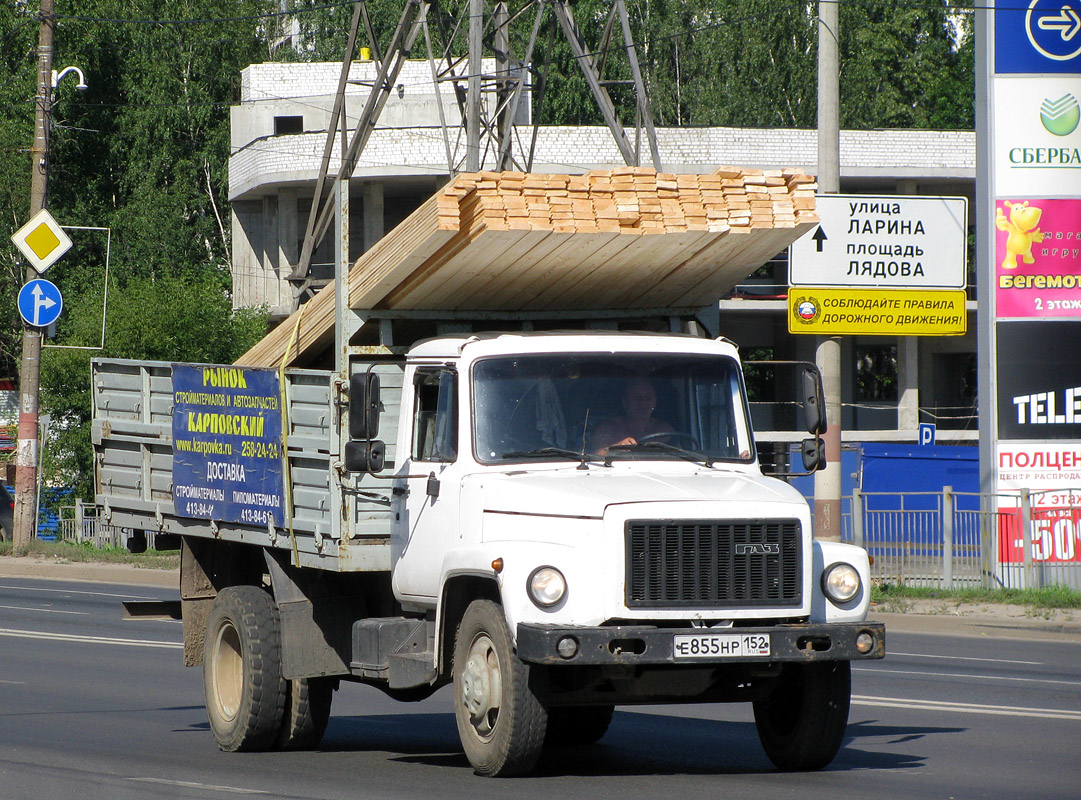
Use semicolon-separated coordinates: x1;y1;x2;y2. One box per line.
517;621;885;666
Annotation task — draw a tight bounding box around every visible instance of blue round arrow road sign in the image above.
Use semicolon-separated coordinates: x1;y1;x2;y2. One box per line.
18;278;63;328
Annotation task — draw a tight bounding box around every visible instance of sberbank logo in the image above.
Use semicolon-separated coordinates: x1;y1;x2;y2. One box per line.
1040;94;1080;137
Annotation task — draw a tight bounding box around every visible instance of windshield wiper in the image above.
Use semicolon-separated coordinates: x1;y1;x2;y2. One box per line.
502;446;587;461
603;441;714;467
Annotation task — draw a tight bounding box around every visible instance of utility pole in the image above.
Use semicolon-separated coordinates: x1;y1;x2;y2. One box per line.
815;0;842;541
12;0;55;549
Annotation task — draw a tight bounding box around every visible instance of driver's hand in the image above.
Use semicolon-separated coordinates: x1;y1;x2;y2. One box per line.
613;436;638;447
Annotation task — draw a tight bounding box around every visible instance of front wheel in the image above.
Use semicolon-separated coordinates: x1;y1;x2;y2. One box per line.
203;586;286;752
753;661;851;771
452;600;548;777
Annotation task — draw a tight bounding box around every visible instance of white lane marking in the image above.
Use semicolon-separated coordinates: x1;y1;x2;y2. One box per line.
0;679;26;685
0;584;160;601
129;778;270;795
853;694;1081;721
886;650;1042;666
0;627;181;649
855;665;1080;687
0;604;88;616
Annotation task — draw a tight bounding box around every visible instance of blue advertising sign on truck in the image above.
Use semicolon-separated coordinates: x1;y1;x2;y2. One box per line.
171;364;285;527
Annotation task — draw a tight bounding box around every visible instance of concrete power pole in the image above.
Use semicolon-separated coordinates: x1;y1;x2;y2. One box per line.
12;0;55;549
815;0;842;541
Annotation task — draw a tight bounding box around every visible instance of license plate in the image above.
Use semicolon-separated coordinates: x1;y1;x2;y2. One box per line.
672;632;771;659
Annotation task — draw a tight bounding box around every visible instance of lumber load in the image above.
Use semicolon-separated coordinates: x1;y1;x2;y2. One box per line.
237;166;818;367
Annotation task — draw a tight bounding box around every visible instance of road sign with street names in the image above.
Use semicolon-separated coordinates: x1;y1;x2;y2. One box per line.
788;195;968;290
10;209;73;274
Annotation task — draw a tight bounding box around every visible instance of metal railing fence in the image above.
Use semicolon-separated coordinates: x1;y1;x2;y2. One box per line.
851;487;1081;591
50;500;131;549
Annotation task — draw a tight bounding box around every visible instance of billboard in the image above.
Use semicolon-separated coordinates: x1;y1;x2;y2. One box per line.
995;197;1081;318
996;321;1081;439
992;77;1081;196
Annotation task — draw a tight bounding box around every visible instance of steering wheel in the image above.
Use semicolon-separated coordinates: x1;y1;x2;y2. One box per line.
637;431;702;449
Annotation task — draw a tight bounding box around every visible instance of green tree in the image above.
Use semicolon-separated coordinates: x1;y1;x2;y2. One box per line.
2;2;272;502
839;0;974;130
0;4;37;381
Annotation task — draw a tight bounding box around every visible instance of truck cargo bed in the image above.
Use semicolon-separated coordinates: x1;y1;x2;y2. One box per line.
92;358;399;571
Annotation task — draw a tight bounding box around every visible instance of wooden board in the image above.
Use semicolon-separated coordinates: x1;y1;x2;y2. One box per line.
236;167;818;367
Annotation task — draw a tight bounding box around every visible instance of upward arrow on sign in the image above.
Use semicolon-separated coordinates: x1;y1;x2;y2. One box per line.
812;226;828;252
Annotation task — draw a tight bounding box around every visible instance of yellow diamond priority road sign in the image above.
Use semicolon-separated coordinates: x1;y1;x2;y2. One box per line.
11;209;72;274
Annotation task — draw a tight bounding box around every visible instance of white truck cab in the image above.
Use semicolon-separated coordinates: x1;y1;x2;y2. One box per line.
344;331;883;774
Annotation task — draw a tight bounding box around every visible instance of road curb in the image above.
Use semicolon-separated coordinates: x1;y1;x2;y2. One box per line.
869;606;1081;643
0;557;178;588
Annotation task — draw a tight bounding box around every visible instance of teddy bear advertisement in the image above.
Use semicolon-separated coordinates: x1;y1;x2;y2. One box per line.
995;198;1081;318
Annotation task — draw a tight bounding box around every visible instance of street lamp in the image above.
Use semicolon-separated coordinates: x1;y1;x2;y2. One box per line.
51;66;88;92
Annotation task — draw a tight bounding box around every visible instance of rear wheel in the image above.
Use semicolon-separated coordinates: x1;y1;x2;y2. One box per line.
753;661;851;771
453;600;548;776
276;677;334;750
545;705;614;747
203;586;286;752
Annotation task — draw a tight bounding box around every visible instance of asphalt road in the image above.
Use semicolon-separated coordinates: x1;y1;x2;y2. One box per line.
1;575;1079;800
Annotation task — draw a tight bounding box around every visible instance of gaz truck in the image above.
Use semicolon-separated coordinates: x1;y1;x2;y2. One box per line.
93;327;884;777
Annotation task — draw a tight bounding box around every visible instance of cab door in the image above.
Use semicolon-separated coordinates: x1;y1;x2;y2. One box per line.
392;365;462;602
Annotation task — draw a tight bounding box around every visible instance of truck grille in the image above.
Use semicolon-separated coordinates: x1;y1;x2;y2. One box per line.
625;519;802;608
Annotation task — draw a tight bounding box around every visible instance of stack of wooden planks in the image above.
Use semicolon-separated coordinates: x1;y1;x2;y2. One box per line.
238;166;817;367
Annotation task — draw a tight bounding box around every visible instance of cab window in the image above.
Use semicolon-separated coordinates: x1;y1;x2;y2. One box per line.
412;368;457;462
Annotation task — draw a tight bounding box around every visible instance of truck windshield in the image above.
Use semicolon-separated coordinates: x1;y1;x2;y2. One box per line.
473;352;754;464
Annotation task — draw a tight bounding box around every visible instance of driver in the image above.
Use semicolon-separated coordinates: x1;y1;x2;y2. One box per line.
590;377;673;454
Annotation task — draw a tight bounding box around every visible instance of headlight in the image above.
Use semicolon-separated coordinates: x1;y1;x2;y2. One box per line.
527;566;566;608
821;562;861;604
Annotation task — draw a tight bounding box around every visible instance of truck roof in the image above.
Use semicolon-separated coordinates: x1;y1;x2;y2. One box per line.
407;330;742;361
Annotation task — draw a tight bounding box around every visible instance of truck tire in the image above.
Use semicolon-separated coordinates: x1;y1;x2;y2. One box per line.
203;586;286;752
753;661;851;771
545;705;614;747
452;600;548;777
276;677;334;750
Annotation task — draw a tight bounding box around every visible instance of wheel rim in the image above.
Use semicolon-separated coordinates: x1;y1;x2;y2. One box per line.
211;621;243;722
459;633;502;741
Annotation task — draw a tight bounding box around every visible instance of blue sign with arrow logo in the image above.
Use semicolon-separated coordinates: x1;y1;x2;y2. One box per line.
18;278;63;328
996;0;1081;73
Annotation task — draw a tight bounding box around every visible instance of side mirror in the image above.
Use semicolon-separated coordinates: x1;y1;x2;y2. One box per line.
345;439;385;473
801;367;826;436
801;437;826;472
349;372;381;440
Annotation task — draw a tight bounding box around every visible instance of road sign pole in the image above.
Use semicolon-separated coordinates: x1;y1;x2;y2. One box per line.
815;0;843;542
13;0;55;550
